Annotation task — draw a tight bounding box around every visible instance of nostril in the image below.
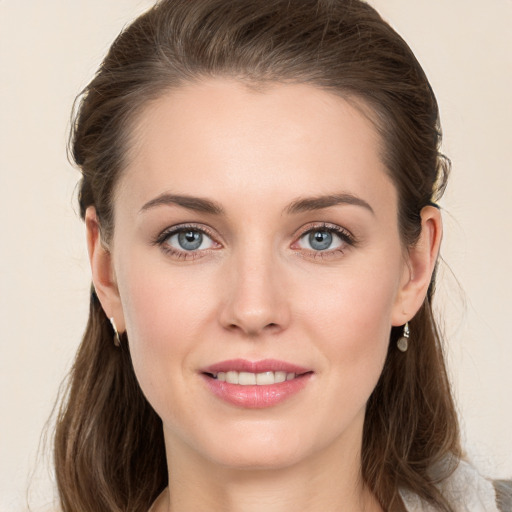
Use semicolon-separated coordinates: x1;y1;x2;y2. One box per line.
225;321;280;336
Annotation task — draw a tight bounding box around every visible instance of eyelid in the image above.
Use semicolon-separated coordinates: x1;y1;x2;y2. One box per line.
290;222;357;255
153;223;222;258
293;222;355;243
154;222;217;242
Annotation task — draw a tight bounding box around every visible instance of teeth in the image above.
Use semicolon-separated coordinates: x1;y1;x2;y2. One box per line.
275;371;287;383
226;371;239;384
214;371;296;385
239;372;256;385
256;371;274;385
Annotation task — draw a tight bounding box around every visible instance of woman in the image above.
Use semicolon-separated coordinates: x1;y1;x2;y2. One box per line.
54;0;509;511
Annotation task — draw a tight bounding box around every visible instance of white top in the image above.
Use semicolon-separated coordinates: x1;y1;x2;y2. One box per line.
400;460;500;512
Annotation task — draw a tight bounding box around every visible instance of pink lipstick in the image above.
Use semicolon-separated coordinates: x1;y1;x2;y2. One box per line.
201;359;313;408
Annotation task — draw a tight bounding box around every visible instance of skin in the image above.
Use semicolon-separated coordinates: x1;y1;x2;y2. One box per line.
87;79;442;512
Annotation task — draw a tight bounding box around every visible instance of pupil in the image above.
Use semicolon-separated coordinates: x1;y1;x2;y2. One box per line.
309;230;332;251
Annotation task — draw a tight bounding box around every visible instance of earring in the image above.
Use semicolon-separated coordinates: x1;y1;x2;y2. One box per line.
397;322;410;352
109;317;121;347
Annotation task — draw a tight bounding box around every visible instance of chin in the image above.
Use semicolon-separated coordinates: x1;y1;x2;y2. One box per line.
194;423;319;471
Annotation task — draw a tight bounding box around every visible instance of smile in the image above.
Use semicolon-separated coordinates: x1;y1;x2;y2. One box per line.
201;359;313;408
210;371;297;385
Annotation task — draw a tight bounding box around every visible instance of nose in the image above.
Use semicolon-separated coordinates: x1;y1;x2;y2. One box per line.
218;246;291;337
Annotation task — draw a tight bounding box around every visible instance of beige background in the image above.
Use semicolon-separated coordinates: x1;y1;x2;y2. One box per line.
0;1;510;510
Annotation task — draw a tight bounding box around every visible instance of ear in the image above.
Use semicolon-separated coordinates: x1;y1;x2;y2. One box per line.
85;207;126;332
392;206;442;326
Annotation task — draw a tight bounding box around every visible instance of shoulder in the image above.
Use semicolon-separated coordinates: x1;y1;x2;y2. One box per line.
400;459;508;512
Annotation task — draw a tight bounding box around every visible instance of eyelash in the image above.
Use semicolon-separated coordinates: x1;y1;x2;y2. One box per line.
292;222;356;259
153;223;220;260
153;222;356;261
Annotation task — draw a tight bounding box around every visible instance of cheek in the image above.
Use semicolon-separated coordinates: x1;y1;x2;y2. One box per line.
117;247;211;341
114;255;211;398
300;258;402;343
296;252;403;390
311;286;392;387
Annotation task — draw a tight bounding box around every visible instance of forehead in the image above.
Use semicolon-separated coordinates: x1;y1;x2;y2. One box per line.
117;79;396;215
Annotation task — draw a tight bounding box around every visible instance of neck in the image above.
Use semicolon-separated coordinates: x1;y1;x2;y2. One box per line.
154;428;382;512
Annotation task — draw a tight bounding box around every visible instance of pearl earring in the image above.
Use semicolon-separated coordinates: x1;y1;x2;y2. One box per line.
397;322;410;352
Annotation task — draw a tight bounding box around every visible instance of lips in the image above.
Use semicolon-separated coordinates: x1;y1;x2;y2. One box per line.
202;358;310;375
201;359;313;408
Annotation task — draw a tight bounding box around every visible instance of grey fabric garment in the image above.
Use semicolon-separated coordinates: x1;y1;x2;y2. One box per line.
494;480;512;512
399;460;502;512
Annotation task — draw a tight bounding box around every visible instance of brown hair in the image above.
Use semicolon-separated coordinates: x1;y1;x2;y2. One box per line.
55;1;461;510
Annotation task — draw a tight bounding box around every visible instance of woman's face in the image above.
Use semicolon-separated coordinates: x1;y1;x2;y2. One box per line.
99;79;416;470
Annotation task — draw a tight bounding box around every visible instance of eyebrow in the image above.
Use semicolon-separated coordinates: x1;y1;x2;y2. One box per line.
139;192;374;216
140;193;225;215
285;193;375;216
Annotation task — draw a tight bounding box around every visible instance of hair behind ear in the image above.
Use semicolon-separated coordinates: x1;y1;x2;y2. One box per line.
54;288;167;512
363;298;461;511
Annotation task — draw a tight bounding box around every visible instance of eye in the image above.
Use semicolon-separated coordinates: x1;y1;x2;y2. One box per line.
293;224;355;254
154;224;220;259
167;229;214;251
303;230;338;251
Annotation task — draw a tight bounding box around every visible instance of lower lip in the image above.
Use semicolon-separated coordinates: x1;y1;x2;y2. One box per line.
202;373;312;408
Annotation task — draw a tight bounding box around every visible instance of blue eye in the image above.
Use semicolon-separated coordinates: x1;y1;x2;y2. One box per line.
164;228;216;252
178;230;203;250
308;230;333;251
297;226;350;252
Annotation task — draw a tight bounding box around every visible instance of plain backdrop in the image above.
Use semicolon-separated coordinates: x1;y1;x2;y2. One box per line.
0;1;511;510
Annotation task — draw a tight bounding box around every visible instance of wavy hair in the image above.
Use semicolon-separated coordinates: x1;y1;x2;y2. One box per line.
55;1;461;510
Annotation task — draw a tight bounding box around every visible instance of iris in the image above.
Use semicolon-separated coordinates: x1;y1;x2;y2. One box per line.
309;230;333;251
178;230;203;250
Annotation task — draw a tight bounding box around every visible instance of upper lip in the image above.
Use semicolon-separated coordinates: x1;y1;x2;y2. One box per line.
201;359;311;375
